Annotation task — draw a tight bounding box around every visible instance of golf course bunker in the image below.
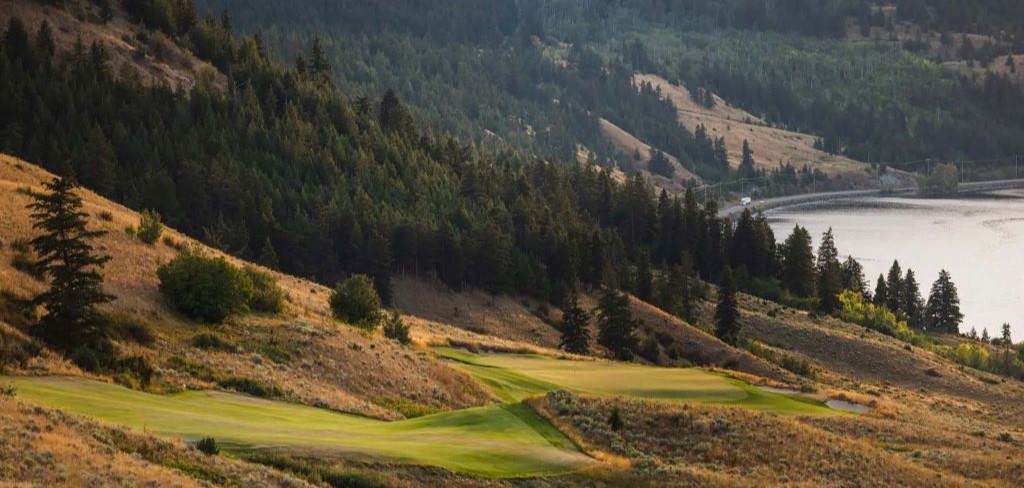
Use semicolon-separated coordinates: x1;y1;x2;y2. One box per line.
3;376;592;477
437;348;841;416
826;399;872;414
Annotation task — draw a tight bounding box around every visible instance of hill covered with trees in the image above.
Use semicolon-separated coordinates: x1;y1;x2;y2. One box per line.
200;0;1024;173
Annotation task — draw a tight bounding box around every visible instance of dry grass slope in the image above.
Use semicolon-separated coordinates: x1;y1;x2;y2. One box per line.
0;154;491;419
635;73;868;177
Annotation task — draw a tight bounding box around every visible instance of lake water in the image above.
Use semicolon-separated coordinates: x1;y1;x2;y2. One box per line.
766;189;1024;339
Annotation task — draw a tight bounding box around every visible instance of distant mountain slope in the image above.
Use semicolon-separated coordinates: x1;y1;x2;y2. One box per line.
635;73;867;177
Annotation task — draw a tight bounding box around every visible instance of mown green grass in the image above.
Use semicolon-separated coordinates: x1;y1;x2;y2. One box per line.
435;348;839;416
4;376;590;477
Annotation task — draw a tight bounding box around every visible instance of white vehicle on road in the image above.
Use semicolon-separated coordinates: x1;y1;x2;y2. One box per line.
740;196;752;206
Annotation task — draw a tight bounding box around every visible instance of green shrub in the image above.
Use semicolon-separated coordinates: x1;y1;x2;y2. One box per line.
0;330;42;370
157;247;253;323
72;345;102;372
217;376;283;398
106;313;157;346
190;333;237;352
136;209;164;245
97;210;114;222
244;266;285;314
0;383;14;397
196;437;220;455
114;355;155;390
329;275;383;330
382;310;411;344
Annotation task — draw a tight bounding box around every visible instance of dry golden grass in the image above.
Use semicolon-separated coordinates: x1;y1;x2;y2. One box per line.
543;392;1009;487
597;118;703;186
395;277;564;350
634;73;869;177
0;395;312;487
0;154;492;419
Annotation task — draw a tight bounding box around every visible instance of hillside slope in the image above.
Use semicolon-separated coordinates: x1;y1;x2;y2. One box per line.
0;154;492;420
635;73;867;177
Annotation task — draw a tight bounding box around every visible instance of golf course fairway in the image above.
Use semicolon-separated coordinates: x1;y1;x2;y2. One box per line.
3;375;590;477
3;350;841;477
435;348;838;415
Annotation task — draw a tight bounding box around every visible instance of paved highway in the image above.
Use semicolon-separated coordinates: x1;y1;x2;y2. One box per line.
718;178;1024;218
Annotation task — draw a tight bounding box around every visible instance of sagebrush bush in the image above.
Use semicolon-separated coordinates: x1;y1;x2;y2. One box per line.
217;376;283;398
97;210;114;222
157;247;253;323
244;266;284;314
329;274;383;330
190;332;237;352
136;209;164;245
105;313;157;346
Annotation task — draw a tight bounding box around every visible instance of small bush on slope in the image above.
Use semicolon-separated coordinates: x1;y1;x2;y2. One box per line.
157;247;253;323
330;275;384;330
244;266;285;314
135;209;164;245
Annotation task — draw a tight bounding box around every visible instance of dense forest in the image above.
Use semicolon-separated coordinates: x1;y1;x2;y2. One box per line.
0;1;913;315
201;0;1024;169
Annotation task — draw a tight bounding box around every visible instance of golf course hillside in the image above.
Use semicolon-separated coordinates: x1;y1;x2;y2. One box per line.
436;348;836;415
5;0;1024;486
3;375;591;477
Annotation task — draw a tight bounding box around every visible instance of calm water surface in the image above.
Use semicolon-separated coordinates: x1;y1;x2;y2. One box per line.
767;189;1024;338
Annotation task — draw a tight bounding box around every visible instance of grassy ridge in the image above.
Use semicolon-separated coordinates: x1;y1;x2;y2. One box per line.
4;376;590;477
436;348;838;416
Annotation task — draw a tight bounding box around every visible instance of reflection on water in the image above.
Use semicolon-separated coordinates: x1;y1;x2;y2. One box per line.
767;190;1024;338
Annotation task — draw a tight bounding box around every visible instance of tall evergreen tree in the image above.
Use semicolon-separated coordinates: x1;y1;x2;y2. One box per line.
28;175;114;351
738;140;756;178
715;267;741;345
925;269;963;333
633;250;653;302
873;274;888;307
309;36;331;77
780;225;815;297
558;290;591;354
902;269;924;329
596;287;638;360
815;228;843;314
256;237;279;269
840;255;868;297
885;260;903;316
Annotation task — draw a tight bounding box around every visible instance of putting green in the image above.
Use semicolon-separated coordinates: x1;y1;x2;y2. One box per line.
3;376;590;477
435;348;838;415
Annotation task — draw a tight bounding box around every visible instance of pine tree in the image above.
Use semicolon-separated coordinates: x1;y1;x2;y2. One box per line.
1000;323;1012;370
634;251;653;301
885;260;903;316
558;290;591;354
840;255;868;297
815;228;843;314
379;89;412;134
382;310;411;345
981;328;990;342
309;36;331;77
925;269;963;334
596;287;638;360
780;225;815;297
257;237;279;269
738;140;756;177
715;268;740;345
902;269;924;329
28;175;114;352
873;274;887;307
